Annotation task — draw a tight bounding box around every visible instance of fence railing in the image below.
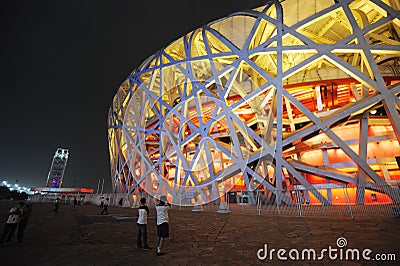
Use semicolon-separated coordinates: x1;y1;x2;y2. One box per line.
28;184;400;218
197;184;400;218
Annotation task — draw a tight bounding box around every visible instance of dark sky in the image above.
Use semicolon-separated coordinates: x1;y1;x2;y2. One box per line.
0;0;266;192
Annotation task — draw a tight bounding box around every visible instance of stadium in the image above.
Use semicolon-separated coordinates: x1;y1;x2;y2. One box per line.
108;0;400;208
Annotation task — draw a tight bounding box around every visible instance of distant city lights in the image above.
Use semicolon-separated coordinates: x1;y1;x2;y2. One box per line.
1;180;35;195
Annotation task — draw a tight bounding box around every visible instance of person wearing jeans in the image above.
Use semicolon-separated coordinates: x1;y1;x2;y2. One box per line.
137;198;150;250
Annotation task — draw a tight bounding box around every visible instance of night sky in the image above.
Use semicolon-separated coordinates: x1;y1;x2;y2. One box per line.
0;0;266;192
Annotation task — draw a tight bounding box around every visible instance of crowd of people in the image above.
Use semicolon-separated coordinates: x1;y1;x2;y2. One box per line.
1;195;172;256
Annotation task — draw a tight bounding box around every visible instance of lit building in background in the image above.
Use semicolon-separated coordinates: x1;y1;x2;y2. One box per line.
108;0;400;206
45;148;69;188
30;148;94;195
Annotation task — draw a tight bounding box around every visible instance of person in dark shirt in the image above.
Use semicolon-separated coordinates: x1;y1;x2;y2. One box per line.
54;198;60;212
18;204;32;243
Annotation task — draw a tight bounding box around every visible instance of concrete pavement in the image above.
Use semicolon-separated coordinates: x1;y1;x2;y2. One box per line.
0;201;399;265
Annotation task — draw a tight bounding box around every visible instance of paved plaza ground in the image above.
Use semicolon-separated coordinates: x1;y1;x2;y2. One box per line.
0;201;399;265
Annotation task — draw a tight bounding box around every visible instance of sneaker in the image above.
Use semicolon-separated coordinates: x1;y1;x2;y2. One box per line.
156;252;165;256
143;246;151;250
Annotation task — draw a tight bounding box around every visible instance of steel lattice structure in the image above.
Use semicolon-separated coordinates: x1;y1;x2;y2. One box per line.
108;0;400;206
46;148;69;188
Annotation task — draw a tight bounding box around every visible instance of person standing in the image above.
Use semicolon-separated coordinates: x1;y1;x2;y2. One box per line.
0;201;24;244
17;204;32;243
137;198;150;250
155;195;170;256
100;197;104;209
54;198;60;212
100;197;109;215
73;197;77;207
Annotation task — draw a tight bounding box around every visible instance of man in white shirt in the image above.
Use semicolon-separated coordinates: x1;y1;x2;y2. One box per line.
155;195;170;256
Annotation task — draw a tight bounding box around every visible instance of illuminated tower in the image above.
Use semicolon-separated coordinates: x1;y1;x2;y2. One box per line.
45;148;69;188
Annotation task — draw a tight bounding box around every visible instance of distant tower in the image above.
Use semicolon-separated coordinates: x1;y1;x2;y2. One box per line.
45;148;69;188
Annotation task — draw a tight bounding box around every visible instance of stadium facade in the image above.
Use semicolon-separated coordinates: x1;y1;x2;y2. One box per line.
108;0;400;207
